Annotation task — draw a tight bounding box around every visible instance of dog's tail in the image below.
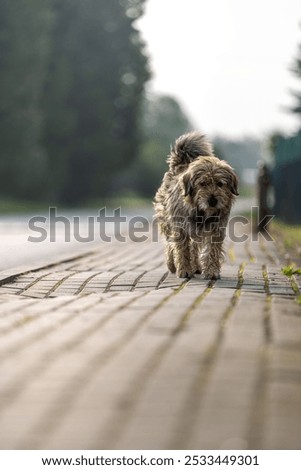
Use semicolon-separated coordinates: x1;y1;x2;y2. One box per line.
167;131;213;172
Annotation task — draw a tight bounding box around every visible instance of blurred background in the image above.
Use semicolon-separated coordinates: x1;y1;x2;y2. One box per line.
0;0;301;266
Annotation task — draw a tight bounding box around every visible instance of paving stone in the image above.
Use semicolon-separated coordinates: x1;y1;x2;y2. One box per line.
0;228;300;450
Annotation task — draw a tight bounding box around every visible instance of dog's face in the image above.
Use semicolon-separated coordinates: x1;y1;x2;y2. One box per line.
181;157;239;215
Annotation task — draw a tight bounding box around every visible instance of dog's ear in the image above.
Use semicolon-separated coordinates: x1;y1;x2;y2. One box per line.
182;173;194;200
221;166;239;195
229;171;239;196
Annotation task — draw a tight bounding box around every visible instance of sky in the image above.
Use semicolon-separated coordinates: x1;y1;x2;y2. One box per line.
137;0;301;138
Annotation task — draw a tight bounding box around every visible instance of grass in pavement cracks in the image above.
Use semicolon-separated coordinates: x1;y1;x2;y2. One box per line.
281;264;301;306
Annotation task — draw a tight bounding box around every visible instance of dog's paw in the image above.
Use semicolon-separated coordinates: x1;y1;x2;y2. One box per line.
177;270;193;279
204;272;220;280
167;262;176;273
194;269;202;275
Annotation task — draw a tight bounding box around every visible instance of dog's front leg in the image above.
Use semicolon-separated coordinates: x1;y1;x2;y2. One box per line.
173;238;193;278
190;240;202;274
202;233;225;280
165;242;176;273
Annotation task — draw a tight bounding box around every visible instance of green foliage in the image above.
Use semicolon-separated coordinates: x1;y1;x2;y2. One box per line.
267;131;284;157
116;93;193;198
281;265;301;306
0;0;53;199
272;219;301;255
213;136;261;179
290;30;301;116
0;0;150;205
0;0;266;207
281;265;301;277
0;198;50;214
42;0;150;204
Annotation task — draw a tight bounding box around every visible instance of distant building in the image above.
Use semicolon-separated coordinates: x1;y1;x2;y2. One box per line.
242;168;257;185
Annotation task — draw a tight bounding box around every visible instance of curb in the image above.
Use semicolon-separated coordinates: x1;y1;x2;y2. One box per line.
0;247;97;286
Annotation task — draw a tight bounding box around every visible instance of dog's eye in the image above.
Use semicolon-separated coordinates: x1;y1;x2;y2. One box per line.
200;181;207;186
217;182;224;187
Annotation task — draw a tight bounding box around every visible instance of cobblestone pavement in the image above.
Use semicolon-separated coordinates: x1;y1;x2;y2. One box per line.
0;224;300;450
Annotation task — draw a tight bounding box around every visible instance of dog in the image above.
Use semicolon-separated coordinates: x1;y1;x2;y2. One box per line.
154;131;238;280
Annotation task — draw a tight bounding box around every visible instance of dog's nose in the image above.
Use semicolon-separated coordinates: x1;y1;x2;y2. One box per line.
208;195;218;207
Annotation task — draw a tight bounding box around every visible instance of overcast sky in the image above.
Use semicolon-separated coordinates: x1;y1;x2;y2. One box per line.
137;0;301;138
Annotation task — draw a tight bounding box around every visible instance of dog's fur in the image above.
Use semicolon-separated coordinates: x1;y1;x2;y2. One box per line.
154;131;239;280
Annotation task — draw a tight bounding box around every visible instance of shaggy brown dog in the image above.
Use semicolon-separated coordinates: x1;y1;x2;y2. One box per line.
154;131;238;280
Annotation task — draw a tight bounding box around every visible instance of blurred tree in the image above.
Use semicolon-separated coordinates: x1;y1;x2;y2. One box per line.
213;136;261;180
290;25;301;117
0;0;53;199
42;0;150;204
113;93;193;198
267;131;284;156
